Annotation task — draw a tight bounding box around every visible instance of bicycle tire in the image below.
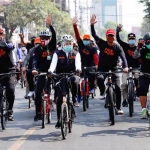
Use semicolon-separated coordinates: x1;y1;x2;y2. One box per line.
1;98;8;130
82;81;86;111
128;82;134;117
28;97;31;108
47;111;51;123
107;87;115;125
68;104;72;133
61;104;68;139
42;100;46;128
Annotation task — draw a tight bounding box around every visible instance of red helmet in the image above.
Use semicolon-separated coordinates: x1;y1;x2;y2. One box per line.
0;28;4;34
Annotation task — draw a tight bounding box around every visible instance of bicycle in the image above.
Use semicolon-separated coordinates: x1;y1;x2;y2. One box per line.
80;66;96;112
90;69;122;125
126;67;139;117
36;72;54;128
0;73;15;130
52;72;76;139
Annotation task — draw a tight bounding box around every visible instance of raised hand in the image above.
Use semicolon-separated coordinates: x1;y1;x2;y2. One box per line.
72;16;78;25
90;15;97;25
45;15;52;26
116;24;123;32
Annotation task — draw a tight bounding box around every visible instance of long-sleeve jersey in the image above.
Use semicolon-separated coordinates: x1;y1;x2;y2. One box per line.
73;24;98;67
91;24;128;71
32;25;56;72
116;31;140;68
0;40;15;73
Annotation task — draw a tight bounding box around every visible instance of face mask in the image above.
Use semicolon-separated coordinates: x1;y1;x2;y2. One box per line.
128;39;136;45
58;47;62;50
146;44;150;49
83;40;90;46
63;45;72;53
41;40;49;47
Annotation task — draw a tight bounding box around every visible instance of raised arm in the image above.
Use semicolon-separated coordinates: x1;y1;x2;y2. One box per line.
72;17;81;43
116;24;128;47
18;34;27;46
45;15;57;52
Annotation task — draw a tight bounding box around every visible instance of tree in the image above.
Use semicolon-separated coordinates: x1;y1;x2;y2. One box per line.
96;21;128;41
140;18;150;36
1;0;74;40
139;0;150;18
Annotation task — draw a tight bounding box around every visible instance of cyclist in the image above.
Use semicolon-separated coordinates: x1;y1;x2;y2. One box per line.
133;32;150;118
19;34;36;53
72;16;98;94
32;15;56;121
22;37;41;97
90;15;128;114
116;24;140;107
48;34;81;128
0;28;16;120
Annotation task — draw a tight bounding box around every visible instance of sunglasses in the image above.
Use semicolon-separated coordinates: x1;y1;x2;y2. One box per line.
40;36;50;40
107;34;114;37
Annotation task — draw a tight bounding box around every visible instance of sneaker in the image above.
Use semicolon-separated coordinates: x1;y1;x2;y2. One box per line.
117;109;123;115
141;108;147;119
8;111;13;121
99;95;105;100
74;101;79;107
24;95;28;99
34;114;42;121
122;99;128;107
89;88;94;94
55;121;61;129
28;91;34;97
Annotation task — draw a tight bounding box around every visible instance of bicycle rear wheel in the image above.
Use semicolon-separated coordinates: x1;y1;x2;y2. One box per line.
47;110;51;124
42;100;46;128
61;104;68;139
107;87;115;125
82;81;86;111
1;98;8;130
128;82;134;117
28;97;32;108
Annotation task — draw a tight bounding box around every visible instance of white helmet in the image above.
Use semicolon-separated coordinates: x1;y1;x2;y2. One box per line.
61;34;73;42
39;30;51;37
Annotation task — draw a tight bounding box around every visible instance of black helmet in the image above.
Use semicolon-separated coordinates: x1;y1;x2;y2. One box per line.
143;32;150;41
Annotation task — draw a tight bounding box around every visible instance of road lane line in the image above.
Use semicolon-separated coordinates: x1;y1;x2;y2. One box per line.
8;128;35;150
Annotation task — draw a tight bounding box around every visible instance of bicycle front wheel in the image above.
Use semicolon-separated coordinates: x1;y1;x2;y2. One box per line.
107;87;115;125
82;81;86;111
61;104;68;139
1;98;8;130
42;100;46;128
128;82;134;117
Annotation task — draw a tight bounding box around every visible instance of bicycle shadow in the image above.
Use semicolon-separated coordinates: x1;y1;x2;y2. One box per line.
81;126;150;138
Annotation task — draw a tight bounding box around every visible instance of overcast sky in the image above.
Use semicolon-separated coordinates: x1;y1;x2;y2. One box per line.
122;0;145;31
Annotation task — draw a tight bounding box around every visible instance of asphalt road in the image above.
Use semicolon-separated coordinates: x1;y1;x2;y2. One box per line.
0;84;150;150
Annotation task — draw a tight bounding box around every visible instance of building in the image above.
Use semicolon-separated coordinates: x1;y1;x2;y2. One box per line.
102;0;122;26
51;0;67;12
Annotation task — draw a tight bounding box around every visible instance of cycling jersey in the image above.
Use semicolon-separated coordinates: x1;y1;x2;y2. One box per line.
73;24;98;67
116;31;140;68
33;25;56;72
0;40;15;73
91;24;128;71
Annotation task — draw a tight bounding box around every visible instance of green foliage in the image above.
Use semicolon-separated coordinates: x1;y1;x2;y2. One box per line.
140;18;150;36
139;0;150;18
96;21;128;41
1;0;74;40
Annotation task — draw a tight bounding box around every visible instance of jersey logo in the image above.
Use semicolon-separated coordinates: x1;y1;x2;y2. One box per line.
58;56;65;59
127;50;134;56
0;49;6;57
42;52;48;58
82;49;90;55
146;53;150;59
104;48;114;56
69;55;75;59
